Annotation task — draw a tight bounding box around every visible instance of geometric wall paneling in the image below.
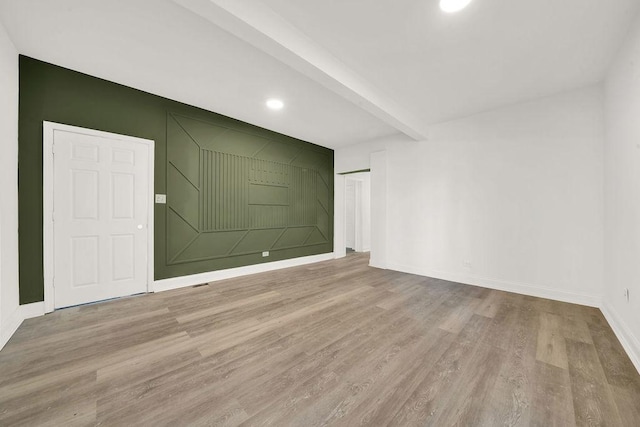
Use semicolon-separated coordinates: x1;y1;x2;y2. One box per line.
173;230;250;264
316;210;330;242
167;164;200;230
166;209;199;262
210;131;273;157
171;113;269;156
167;114;200;186
201;150;250;231
289;167;317;226
290;147;329;167
230;229;285;255
252;139;303;163
316;173;330;213
249;205;288;229
314;166;331;241
304;228;329;246
291;149;332;182
271;226;316;249
166;111;332;267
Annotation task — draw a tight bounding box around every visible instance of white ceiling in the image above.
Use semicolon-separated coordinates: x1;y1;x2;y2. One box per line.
260;0;640;124
1;0;639;148
0;0;399;148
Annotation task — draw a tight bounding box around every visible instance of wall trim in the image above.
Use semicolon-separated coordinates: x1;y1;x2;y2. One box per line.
333;174;347;259
21;301;46;320
0;308;22;351
601;302;640;374
0;302;45;351
154;253;335;292
386;262;602;308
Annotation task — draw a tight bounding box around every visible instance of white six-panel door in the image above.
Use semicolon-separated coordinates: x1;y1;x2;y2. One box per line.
45;123;153;309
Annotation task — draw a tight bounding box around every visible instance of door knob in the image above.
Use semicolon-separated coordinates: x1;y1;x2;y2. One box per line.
137;224;143;230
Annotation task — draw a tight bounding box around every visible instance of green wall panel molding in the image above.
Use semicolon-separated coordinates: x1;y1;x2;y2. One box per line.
166;111;331;266
18;56;334;305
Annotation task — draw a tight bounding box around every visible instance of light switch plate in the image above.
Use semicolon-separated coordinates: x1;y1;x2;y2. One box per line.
155;194;167;204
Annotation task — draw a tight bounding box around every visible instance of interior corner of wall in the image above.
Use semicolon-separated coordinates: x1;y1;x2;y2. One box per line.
600;301;640;374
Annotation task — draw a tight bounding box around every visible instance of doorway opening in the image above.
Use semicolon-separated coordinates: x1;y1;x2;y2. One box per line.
344;172;371;254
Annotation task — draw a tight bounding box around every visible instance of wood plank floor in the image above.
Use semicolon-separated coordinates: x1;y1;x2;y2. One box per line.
1;253;639;426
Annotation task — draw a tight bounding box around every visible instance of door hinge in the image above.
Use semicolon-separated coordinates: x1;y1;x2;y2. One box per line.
51;142;56;155
52;277;55;288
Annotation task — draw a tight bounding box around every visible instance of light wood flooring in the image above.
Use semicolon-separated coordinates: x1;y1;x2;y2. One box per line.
1;253;639;426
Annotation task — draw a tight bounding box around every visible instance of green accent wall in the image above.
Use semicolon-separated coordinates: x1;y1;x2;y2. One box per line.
18;56;334;304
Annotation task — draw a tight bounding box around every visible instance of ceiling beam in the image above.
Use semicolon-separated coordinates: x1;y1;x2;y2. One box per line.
172;0;428;141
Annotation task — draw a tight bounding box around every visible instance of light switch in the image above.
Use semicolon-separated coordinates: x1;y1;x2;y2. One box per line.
155;194;167;204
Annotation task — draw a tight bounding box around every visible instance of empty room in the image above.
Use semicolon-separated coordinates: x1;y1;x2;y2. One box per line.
1;0;640;425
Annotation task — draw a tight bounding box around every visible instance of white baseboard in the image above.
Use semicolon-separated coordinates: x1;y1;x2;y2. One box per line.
0;307;22;351
601;302;640;374
369;258;387;270
386;262;602;308
0;301;46;351
20;301;45;319
154;253;335;292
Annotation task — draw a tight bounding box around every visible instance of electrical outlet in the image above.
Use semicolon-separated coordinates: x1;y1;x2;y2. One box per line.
624;288;630;302
262;251;269;257
155;194;167;204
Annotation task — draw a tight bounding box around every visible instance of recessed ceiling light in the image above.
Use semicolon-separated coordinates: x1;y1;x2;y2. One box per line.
440;0;473;13
266;99;284;110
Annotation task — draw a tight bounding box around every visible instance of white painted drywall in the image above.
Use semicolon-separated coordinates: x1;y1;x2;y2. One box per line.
361;175;371;252
340;86;605;306
370;151;388;269
333;174;346;259
335;133;412;174
604;11;640;371
0;20;20;349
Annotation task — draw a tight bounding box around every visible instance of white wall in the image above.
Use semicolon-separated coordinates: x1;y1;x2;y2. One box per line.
339;85;605;306
0;20;21;349
603;12;640;371
370;151;388;269
335;133;412;174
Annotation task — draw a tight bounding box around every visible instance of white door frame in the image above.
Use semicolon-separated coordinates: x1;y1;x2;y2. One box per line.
333;174;346;258
42;121;155;313
345;177;364;252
